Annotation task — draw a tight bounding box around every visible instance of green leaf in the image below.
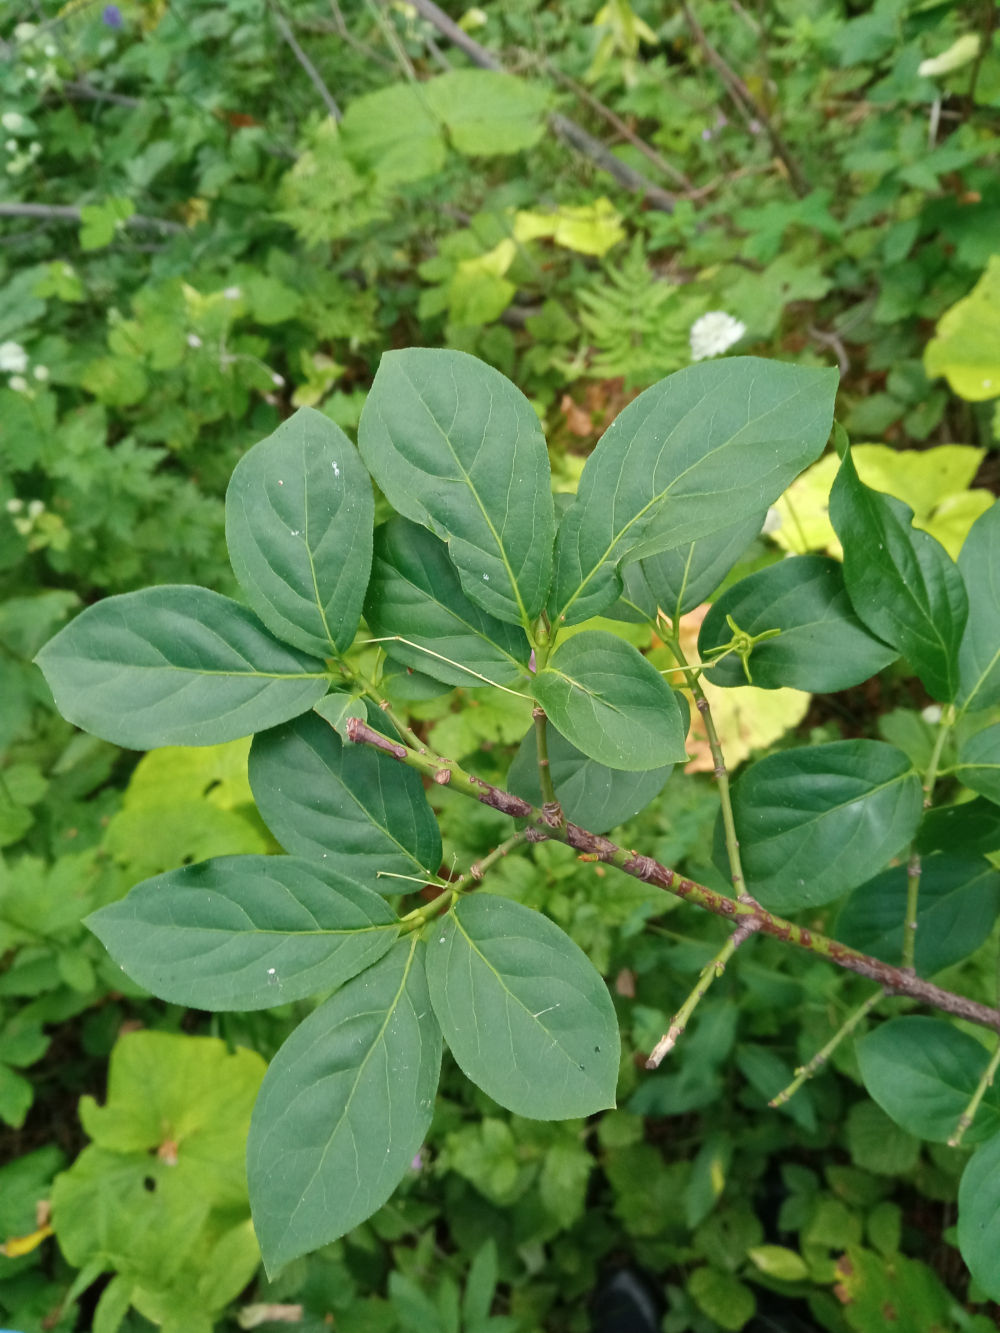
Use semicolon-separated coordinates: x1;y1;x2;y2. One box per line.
549;359;838;625
87;856;399;1011
247;938;441;1272
958;500;1000;711
424;894;620;1119
507;723;673;833
618;510;766;623
835;854;1000;975
830;449;968;701
959;1131;1000;1301
699;556;897;691
532;631;688;771
365;517;531;688
424;71;549;154
358;349;555;627
35;587;329;750
858;1016;1000;1143
688;1266;756;1332
954;723;1000;805
732;740;923;911
225;407;374;658
340;83;445;185
248;710;441;891
917;797;1000;857
925;255;1000;401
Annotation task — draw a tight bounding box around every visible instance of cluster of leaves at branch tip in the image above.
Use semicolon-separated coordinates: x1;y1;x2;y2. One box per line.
33;346;1000;1295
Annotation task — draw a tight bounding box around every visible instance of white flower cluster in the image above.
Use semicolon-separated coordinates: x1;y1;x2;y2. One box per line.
0;341;50;393
11;23;59;89
5;496;47;538
689;311;747;361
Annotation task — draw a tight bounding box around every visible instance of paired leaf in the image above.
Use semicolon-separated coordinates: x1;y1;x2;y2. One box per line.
732;740;923;911
87;856;398;1011
531;631;688;771
917;797;1000;857
365;517;531;688
835;855;1000;976
954;722;1000;805
699;555;897;691
507;723;673;833
35;587;328;749
959;1131;1000;1302
957;499;1000;711
617;510;766;624
358;349;554;626
830;449;968;701
225;407;373;658
549;359;838;625
425;894;619;1119
247;939;441;1272
249;710;441;891
858;1017;1000;1143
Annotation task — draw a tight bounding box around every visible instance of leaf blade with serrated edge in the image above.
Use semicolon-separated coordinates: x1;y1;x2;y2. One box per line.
358;349;554;627
425;895;619;1119
34;587;328;749
830;448;968;702
226;407;373;658
365;516;531;688
532;630;687;771
247;938;441;1273
87;856;399;1011
549;359;838;626
249;710;441;893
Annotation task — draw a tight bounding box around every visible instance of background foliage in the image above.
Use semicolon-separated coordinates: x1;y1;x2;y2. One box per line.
2;0;1000;1329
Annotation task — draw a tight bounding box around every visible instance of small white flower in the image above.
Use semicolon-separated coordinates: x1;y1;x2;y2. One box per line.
1;112;24;133
24;67;38;81
186;332;203;348
8;375;29;392
33;364;49;381
5;498;24;514
690;311;746;361
4;139;17;152
271;372;285;386
27;499;44;518
14;23;37;42
919;34;980;78
761;507;783;535
0;341;28;373
44;44;57;58
223;285;242;300
921;704;943;725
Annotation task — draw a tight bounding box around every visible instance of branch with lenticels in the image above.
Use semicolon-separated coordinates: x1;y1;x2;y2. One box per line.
344;716;1000;1038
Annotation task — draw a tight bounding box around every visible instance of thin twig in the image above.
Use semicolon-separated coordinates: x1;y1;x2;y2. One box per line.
402;0;676;212
770;990;883;1106
679;0;808;197
61;80;142;109
0;203;184;233
272;10;342;120
344;717;1000;1037
316;1;397;69
949;1038;1000;1147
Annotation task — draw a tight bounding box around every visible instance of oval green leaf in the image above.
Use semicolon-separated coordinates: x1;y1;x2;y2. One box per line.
732;740;923;911
248;710;441;892
247;938;441;1273
35;587;328;750
954;722;1000;805
358;349;554;626
549;359;838;625
830;449;968;702
225;407;374;658
700;555;897;691
532;630;688;771
620;510;766;624
858;1016;1000;1144
507;723;673;833
835;854;1000;976
957;499;1000;712
425;894;620;1119
365;517;531;688
959;1130;1000;1301
86;855;399;1011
